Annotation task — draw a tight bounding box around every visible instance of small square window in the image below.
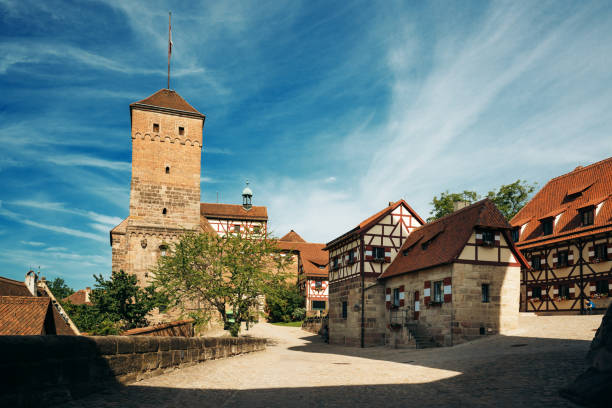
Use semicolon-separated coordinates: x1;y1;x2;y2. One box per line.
372;247;385;260
348;250;355;263
342;301;348;319
532;257;541;270
153;123;159;132
559;284;570;298
312;300;326;310
594;243;608;261
511;228;520;243
596;280;609;295
253;226;261;234
581;209;594;226
482;231;495;245
234;225;240;233
393;288;401;307
532;286;543;299
482;284;490;303
179;126;185;136
433;281;443;303
542;219;553;235
557;251;568;267
315;280;322;289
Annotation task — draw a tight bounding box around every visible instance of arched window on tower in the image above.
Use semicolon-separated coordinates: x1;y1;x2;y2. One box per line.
159;245;168;257
162;208;167;215
165;166;170;174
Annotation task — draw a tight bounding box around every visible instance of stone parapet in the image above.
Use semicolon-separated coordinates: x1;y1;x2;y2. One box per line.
0;335;266;407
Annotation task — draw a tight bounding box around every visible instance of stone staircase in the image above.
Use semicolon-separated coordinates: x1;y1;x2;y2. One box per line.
405;322;437;349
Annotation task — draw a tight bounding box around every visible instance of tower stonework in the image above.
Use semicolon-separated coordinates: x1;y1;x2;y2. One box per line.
111;89;205;287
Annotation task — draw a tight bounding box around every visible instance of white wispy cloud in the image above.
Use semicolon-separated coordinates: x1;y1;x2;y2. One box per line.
44;155;131;171
20;240;45;247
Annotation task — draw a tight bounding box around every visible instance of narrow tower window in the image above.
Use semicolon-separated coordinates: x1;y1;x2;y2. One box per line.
165;166;170;174
178;126;185;135
162;208;167;215
153;123;159;132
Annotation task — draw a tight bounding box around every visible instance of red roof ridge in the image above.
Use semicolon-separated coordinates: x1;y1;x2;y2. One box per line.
547;156;612;183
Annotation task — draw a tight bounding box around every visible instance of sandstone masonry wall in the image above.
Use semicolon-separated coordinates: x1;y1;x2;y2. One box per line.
0;335;265;407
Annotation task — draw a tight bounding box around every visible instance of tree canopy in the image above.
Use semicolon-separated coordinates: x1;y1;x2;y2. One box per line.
428;180;536;221
46;277;74;300
61;270;164;335
152;231;291;336
265;282;305;323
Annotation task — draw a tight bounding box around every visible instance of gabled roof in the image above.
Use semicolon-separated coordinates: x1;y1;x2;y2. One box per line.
325;200;424;249
380;199;523;279
130;89;205;118
279;230;306;242
510;157;612;249
276;239;329;278
0;276;33;296
63;289;92;306
200;203;268;221
0;296;51;335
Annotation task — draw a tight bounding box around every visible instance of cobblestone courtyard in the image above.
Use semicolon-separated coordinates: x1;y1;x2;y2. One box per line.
59;314;601;407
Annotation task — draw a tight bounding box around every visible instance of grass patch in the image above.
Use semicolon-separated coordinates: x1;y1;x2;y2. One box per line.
271;321;303;327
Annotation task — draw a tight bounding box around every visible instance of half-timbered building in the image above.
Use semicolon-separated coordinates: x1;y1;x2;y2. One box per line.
510;157;612;314
325;200;424;347
277;230;329;315
380;199;528;347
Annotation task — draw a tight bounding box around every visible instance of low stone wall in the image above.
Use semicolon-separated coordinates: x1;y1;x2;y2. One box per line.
122;319;194;337
302;316;327;335
0;335;266;407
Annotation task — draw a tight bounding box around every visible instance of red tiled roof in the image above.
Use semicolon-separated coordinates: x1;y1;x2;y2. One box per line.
511;157;612;249
276;240;329;278
279;230;306;242
0;276;32;296
380;199;524;279
0;296;51;335
200;203;268;221
325;200;424;249
130;89;204;117
63;289;92;306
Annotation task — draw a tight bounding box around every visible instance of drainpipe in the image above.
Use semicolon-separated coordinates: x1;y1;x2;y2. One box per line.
360;235;365;348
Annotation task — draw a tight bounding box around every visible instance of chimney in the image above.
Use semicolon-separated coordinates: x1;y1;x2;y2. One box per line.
453;201;469;212
24;270;38;296
388;201;394;206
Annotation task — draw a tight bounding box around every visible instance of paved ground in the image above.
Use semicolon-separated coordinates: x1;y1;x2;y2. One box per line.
59;314;602;407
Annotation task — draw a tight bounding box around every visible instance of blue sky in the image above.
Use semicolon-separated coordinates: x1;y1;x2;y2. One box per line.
1;0;611;289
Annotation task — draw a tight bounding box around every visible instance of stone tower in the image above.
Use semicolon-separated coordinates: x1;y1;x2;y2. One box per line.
111;89;205;285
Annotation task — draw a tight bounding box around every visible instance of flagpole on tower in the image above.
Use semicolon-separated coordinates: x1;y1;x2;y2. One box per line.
167;11;172;89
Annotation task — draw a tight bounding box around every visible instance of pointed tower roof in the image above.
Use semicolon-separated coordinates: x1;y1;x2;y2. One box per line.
279;230;306;242
130;89;205;119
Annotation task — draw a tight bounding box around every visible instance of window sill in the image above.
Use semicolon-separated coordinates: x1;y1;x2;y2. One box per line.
429;301;444;307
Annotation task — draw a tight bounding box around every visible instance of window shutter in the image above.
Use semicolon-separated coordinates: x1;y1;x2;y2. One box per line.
553;285;559;299
385;287;391;310
541;286;547;300
414;291;420;320
589;281;596;295
443;277;452;303
567;251;574;265
569;284;575;299
365;245;373;261
399;285;405;306
552;253;558;268
540;256;546;267
424;281;431;306
475;231;483;245
494;232;501;247
608;244;612;260
384;247;391;263
588;246;594;262
608;279;612;294
526;287;532;300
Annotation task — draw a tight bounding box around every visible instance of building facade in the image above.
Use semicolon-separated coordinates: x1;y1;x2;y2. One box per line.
510;157;612;314
277;230;329;315
325;200;424;347
380;199;527;347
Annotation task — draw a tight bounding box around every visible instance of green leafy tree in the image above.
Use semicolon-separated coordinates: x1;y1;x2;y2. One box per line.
60;301;116;335
485;180;537;220
429;180;536;221
90;270;164;331
265;282;305;323
428;190;479;221
47;277;74;300
153;231;290;337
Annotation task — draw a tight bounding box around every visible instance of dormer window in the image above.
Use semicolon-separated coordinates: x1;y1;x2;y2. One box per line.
153;123;159;132
581;208;594;226
541;219;553;235
178;126;184;135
